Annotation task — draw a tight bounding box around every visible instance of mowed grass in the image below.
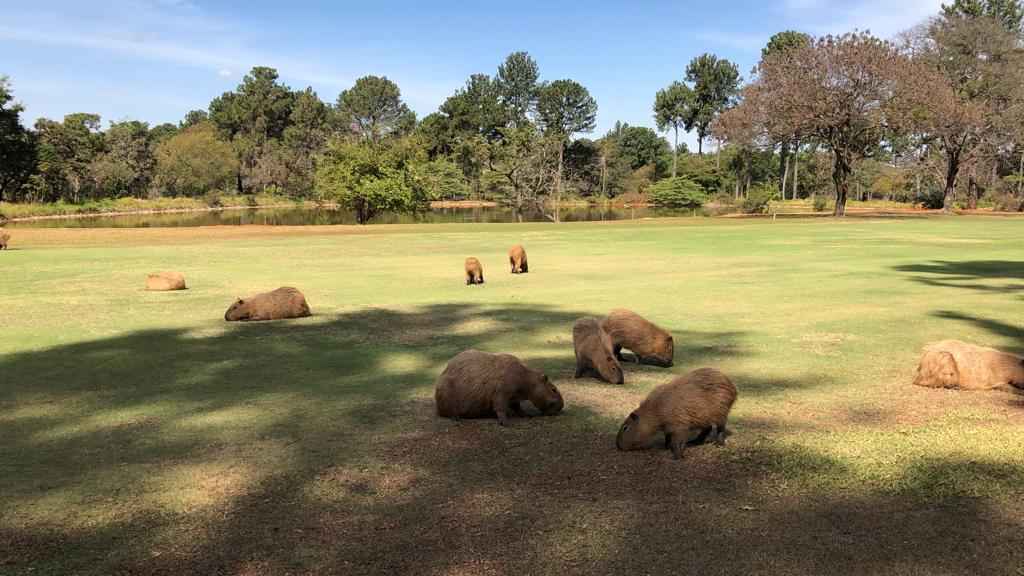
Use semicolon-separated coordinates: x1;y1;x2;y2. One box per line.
2;216;1023;575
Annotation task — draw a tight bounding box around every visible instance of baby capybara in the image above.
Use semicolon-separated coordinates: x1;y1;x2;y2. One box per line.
145;271;187;291
573;317;625;385
509;244;528;274
602;309;674;367
465;257;484;285
617;367;737;459
914;340;1024;391
0;230;9;250
224;287;311;322
435;349;563;425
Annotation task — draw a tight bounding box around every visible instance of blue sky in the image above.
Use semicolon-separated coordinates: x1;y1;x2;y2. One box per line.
2;0;943;148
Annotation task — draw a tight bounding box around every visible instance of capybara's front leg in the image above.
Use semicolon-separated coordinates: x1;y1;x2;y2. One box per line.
509;400;526;417
667;425;688;459
613;344;624;362
712;421;728;446
574;364;584;378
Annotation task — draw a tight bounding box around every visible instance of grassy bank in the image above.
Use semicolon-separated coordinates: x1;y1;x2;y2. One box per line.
0;193;302;221
2;217;1022;575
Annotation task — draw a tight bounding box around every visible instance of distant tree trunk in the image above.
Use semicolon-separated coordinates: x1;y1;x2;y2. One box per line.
942;148;961;213
1018;149;1023;195
672;126;679;178
791;140;800;199
555;143;564;223
967;170;979;210
781;156;790;202
716;141;721;170
697;132;704;155
832;150;851;217
600;152;607;197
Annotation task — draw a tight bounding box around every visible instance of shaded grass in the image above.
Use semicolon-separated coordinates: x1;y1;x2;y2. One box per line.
1;215;1023;574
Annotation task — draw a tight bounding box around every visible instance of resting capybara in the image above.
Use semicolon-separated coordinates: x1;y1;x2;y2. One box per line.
913;340;1024;391
616;367;737;459
0;230;9;250
508;244;528;274
465;257;484;285
435;349;563;425
145;271;187;291
573;317;625;385
602;309;674;367
224;287;311;322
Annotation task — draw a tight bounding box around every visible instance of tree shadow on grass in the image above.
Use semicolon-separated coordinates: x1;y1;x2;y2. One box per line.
0;302;753;574
893;260;1024;294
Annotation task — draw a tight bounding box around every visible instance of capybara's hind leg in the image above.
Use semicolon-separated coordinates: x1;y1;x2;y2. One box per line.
690;426;712;445
613;344;624;362
509;400;526;417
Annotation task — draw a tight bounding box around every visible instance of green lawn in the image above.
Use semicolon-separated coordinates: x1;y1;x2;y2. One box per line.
2;216;1023;575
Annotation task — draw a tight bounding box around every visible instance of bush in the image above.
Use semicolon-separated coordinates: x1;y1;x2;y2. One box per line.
649;176;707;209
918;189;945;209
987;189;1023;212
812;195;830;212
740;185;776;214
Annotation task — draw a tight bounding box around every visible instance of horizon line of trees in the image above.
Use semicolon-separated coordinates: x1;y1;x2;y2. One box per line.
1;0;1023;221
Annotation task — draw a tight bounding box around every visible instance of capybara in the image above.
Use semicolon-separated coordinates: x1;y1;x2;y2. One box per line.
0;230;9;250
509;244;528;274
224;287;311;322
145;271;187;291
465;257;484;285
913;340;1024;391
602;309;674;367
435;349;563;425
616;367;737;459
573;317;625;385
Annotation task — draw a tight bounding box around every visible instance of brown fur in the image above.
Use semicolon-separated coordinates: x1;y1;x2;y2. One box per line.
602;309;674;367
508;244;528;274
224;287;311;322
145;271;187;291
616;367;737;459
0;230;9;250
435;349;563;425
913;340;1024;391
465;257;484;285
573;317;625;385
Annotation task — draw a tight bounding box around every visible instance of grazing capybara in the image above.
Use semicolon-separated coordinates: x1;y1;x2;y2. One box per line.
465;257;484;285
573;317;625;385
145;271;187;291
913;340;1024;391
616;367;737;459
508;244;528;274
435;349;563;425
602;309;674;367
224;287;311;322
0;230;9;250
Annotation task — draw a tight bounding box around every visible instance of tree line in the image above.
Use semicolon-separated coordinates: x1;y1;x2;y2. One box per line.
1;0;1023;220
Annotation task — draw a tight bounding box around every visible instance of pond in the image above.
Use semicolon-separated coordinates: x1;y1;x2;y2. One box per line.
9;205;700;228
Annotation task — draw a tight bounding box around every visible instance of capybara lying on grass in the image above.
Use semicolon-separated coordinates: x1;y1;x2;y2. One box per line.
0;230;9;250
914;340;1024;391
602;309;674;367
224;287;311;322
573;317;625;385
617;367;737;460
509;244;528;274
465;257;484;285
435;349;563;425
145;271;187;291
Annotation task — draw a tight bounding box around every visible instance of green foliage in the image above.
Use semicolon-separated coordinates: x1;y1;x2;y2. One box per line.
153;123;238;197
0;76;36;202
740;184;777;214
762;30;812;59
812;194;831;212
654;81;694;177
335;75;415;143
314;138;436;223
684;53;741;154
942;0;1023;32
649;176;708;208
537;79;597;139
415;157;469;200
30;113;104;203
677;153;723;193
496;52;540;127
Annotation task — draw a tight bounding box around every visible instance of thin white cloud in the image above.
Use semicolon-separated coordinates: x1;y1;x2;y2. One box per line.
782;0;943;39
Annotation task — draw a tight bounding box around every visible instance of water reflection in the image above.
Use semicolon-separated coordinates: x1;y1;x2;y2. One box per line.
12;205;697;228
